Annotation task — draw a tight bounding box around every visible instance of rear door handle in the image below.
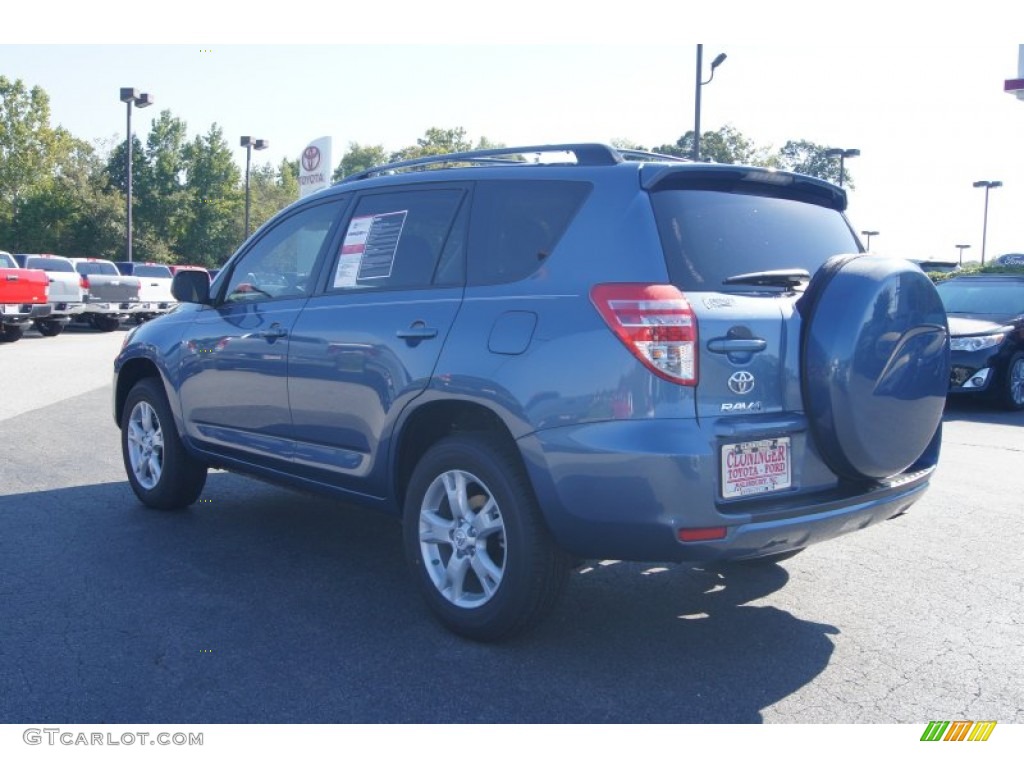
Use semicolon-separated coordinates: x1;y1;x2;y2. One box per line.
259;324;288;340
396;324;438;340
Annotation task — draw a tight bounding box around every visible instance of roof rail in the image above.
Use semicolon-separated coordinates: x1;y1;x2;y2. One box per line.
340;143;636;182
615;148;690;163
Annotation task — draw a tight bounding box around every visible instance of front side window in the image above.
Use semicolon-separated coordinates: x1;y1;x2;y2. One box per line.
223;199;345;303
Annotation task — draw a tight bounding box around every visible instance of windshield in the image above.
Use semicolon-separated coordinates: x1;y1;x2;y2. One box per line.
651;189;860;291
0;253;14;268
936;280;1024;316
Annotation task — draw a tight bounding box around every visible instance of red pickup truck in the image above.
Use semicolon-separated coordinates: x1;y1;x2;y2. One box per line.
0;250;52;342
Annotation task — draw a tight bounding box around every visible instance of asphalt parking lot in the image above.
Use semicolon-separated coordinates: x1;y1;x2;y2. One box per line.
1;324;1022;724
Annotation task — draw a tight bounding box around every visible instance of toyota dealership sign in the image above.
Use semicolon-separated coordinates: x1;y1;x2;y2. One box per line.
298;136;332;198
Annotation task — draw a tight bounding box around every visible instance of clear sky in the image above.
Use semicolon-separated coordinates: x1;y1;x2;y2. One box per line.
2;5;1023;263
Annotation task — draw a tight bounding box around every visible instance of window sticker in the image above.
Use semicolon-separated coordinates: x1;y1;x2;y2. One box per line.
333;210;408;287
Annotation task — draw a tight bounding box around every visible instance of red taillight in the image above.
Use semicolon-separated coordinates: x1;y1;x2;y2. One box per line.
79;275;89;290
590;283;698;385
678;527;727;542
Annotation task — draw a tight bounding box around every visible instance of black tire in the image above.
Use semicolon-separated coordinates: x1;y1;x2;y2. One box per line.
34;319;65;337
1;325;25;342
121;378;208;510
402;433;571;642
996;352;1024;411
93;315;121;332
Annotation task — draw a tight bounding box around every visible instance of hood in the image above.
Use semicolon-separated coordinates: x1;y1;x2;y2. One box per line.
947;314;1015;337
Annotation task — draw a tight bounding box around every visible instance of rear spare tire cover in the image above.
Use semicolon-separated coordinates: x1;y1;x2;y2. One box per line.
799;255;948;480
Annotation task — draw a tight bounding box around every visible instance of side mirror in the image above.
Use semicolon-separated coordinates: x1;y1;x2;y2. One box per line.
171;270;211;304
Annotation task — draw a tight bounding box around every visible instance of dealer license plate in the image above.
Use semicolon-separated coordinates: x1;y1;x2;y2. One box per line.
721;437;792;499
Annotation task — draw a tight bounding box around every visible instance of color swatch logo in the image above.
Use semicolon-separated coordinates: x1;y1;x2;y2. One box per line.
921;721;996;742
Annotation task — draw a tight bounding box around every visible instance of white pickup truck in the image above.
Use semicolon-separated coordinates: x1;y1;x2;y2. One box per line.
114;262;177;322
12;253;84;336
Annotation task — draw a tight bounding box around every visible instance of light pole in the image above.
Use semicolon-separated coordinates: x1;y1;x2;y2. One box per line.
955;244;971;266
972;180;1002;265
119;87;154;263
693;45;727;162
861;230;879;250
825;147;860;188
240;136;269;238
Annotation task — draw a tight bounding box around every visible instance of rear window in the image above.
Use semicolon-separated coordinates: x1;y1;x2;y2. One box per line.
132;265;173;278
75;261;119;276
651;190;860;291
27;257;75;272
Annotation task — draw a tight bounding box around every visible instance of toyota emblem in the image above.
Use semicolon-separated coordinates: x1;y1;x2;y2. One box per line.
302;146;321;172
727;371;755;395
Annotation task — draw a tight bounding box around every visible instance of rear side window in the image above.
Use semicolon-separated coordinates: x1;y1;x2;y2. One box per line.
651;190;860;291
468;180;591;285
327;188;466;291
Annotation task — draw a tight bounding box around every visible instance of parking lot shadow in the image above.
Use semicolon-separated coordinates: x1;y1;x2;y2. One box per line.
0;475;837;724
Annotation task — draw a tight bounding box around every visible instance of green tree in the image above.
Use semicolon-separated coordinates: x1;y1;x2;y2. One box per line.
0;76;76;241
180;123;244;266
653;125;778;166
247;157;301;236
390;126;473;162
778;140;853;188
139;110;192;255
13;138;126;257
332;142;388;182
474;136;506;150
104;135;149;196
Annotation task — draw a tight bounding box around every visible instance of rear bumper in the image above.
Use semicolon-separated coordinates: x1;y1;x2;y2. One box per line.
2;303;53;324
47;301;85;318
82;301;134;316
519;418;935;562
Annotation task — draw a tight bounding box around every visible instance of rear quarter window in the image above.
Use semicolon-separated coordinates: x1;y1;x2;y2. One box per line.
651;189;860;291
467;180;591;285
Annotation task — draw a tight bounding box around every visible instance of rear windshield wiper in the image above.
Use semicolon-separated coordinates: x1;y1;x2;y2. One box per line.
723;269;811;288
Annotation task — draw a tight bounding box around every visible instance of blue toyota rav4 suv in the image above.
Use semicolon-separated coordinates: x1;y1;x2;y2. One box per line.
114;144;949;640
